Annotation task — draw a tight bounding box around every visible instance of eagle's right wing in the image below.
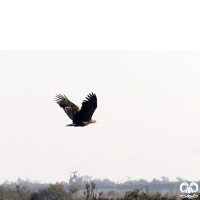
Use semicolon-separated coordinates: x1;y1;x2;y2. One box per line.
78;92;97;122
55;94;80;120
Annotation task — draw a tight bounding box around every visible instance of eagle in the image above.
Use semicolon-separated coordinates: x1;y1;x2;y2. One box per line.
55;92;97;127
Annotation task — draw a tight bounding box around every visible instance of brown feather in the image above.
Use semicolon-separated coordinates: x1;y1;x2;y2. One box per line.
55;94;80;120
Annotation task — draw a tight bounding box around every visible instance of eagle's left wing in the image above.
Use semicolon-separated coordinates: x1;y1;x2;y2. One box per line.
55;94;80;120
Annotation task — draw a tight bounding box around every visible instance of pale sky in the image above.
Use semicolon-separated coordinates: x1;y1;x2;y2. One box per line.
0;51;200;184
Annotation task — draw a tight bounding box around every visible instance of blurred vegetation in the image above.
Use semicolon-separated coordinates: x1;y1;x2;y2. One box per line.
0;181;200;200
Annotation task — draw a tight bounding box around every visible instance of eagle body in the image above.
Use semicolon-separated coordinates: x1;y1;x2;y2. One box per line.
55;92;97;127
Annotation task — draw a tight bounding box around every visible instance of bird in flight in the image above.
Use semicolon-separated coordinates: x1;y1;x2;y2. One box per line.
55;92;97;127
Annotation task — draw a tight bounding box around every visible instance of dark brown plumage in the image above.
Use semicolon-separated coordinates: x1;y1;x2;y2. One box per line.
55;92;97;127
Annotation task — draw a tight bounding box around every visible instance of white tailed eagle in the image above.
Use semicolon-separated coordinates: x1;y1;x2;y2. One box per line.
55;92;97;127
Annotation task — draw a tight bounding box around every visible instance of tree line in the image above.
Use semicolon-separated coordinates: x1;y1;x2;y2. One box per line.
0;177;199;200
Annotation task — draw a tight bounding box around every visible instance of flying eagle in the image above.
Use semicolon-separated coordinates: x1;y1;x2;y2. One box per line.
55;92;97;127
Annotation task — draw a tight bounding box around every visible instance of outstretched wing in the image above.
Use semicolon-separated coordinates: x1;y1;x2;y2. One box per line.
78;92;97;122
55;94;80;120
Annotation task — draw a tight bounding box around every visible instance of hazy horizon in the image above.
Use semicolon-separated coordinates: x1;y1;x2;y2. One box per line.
1;51;199;184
